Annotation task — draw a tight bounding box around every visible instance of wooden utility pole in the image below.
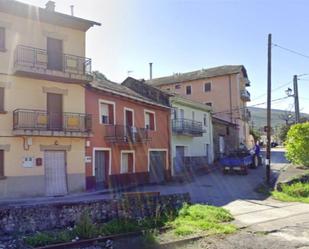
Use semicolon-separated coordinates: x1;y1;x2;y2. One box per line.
266;34;272;185
293;75;300;123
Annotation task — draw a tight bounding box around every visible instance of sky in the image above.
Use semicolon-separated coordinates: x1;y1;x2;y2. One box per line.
20;0;309;114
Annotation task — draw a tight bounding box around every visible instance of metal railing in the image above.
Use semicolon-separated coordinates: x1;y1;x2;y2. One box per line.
13;109;92;132
240;90;251;101
105;125;151;143
172;119;204;135
14;45;92;75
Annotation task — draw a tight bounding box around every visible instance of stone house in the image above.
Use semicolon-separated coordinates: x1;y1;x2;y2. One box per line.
0;0;100;197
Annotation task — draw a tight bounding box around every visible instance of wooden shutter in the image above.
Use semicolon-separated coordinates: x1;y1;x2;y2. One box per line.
149;113;155;130
128;153;133;173
0;27;5;49
0;150;4;177
0;87;4;111
108;104;114;124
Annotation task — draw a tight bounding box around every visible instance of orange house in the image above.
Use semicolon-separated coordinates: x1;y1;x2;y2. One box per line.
85;77;171;190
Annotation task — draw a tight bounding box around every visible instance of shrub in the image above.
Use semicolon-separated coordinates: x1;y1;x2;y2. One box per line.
74;212;99;239
285;122;309;167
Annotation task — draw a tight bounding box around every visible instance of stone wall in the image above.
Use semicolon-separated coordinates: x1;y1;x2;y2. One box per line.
0;193;190;235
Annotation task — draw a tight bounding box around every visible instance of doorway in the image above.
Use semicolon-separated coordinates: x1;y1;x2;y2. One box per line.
94;150;109;189
44;150;67;196
47;37;63;71
47;93;63;130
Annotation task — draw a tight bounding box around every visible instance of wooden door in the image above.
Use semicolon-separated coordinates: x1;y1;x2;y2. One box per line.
95;150;108;189
175;146;185;174
149;151;166;184
125;110;133;127
47;93;63;131
44;151;67;196
47;37;63;71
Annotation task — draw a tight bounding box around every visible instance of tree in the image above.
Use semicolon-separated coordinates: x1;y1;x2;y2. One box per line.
275;124;291;143
285;122;309;167
279;110;294;125
250;127;261;142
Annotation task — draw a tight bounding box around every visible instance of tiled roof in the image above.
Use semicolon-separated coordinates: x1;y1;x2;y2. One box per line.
146;65;248;86
89;78;169;108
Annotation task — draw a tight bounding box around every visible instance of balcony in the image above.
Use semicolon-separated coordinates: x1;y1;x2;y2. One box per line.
240;90;251;102
242;108;251;122
13;109;92;137
105;125;151;144
13;45;92;83
172;119;205;137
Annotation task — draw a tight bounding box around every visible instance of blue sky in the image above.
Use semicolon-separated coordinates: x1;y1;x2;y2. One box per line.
21;0;309;113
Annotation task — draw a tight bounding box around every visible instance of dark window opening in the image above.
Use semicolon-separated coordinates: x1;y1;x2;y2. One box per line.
0;150;4;177
205;102;212;107
226;127;230;135
0;87;4;112
204;82;211;92
175;84;181;89
186;85;192;95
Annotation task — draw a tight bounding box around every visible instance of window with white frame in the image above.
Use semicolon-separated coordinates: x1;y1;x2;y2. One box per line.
145;111;155;130
121;152;134;174
99;101;114;124
186;85;191;95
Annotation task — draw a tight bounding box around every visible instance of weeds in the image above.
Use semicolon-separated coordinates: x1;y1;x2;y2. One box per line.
272;181;309;203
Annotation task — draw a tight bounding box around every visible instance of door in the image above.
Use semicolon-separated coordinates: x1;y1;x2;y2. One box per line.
175;146;185;174
125;109;133;140
47;37;63;71
95;150;108;189
149;151;166;184
47;93;63;130
125;109;133;127
45;151;67;196
219;136;225;155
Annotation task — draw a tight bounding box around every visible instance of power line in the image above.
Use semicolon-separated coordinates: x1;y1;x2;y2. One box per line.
272;43;309;59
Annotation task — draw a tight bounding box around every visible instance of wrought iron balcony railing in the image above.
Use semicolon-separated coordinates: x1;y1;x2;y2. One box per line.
13;109;92;133
172;119;205;136
13;45;92;82
105;125;151;144
240;90;251;102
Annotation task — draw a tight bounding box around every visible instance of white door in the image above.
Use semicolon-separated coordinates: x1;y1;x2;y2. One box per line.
45;150;67;196
219;136;225;154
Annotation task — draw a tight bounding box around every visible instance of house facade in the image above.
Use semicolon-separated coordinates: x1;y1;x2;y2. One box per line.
122;77;214;178
170;96;214;177
0;1;99;197
85;78;171;190
147;65;252;154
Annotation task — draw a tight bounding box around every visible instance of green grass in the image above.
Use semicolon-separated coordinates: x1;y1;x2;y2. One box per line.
272;182;309;203
24;204;236;247
170;204;236;236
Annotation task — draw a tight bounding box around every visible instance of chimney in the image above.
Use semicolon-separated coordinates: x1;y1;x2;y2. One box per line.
70;5;74;16
45;1;55;11
149;62;153;80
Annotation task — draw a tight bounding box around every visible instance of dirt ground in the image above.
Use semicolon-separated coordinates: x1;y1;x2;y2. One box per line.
169;230;309;249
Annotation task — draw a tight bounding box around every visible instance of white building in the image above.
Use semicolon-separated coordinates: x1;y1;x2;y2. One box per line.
170;95;214;177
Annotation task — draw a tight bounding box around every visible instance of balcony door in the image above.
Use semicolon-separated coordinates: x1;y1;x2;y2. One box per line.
124;109;134;141
47;93;63;131
47;37;63;71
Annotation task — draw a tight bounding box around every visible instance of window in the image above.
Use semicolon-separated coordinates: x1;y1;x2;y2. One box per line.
121;151;134;174
204;82;211;92
186;85;191;95
0;87;4;112
192;111;195;121
175;84;181;89
203;114;207;126
0;150;4;178
205;102;212;107
0;27;5;50
172;107;178;120
99;101;114;124
226;126;230;135
179;109;184;119
145;111;155;130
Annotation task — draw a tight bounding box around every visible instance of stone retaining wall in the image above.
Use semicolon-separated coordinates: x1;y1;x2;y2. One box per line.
0;193;190;235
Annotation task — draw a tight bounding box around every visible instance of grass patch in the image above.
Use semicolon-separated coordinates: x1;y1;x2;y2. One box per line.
24;204;236;247
170;203;236;236
272;182;309;203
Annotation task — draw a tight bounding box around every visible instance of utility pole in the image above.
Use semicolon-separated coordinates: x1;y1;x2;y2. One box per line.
293;75;300;123
266;33;272;185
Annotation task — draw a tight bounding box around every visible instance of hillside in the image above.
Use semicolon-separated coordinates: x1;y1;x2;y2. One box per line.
248;107;309;129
